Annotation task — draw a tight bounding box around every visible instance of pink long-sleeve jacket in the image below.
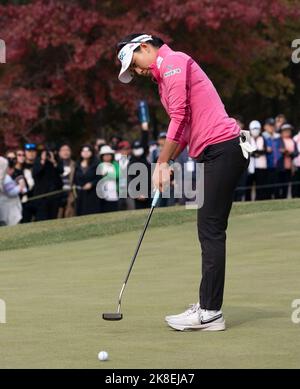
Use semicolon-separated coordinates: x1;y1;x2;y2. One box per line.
149;44;240;159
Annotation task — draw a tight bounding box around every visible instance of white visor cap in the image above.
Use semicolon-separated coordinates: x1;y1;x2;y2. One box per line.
118;34;152;83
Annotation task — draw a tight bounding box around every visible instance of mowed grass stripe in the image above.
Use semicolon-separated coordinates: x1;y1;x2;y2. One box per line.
1;199;300;252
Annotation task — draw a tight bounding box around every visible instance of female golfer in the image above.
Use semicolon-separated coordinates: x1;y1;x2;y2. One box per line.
117;33;251;331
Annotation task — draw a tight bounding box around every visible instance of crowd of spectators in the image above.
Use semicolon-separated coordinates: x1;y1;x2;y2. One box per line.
1;113;300;226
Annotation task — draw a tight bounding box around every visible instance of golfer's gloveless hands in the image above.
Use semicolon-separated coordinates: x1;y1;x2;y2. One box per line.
152;162;172;192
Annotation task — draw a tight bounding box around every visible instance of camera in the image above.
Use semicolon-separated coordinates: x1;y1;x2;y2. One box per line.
7;157;16;169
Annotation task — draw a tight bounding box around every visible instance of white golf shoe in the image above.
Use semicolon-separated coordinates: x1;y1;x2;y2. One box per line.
165;302;200;322
167;308;226;331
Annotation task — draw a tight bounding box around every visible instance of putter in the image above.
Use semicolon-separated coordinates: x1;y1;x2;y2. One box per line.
102;189;161;321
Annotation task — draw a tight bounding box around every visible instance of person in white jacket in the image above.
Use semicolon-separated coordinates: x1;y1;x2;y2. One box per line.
247;120;268;201
0;164;27;226
0;156;8;192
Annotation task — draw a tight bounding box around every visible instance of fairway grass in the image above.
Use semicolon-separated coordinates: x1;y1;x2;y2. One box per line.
0;202;300;368
1;199;300;252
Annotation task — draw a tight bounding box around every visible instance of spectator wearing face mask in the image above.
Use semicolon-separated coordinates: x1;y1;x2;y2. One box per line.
97;145;119;213
246;120;268;201
277;124;298;199
128;140;152;209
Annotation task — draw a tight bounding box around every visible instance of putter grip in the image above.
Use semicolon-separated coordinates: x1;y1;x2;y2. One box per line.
151;189;160;208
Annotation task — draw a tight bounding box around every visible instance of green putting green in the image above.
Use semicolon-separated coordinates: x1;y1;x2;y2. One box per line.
0;201;300;368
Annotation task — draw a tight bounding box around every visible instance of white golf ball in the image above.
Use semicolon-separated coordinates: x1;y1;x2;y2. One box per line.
98;351;108;361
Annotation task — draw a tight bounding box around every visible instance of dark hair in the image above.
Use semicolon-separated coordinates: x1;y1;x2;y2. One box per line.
117;33;164;53
79;144;96;165
59;142;72;150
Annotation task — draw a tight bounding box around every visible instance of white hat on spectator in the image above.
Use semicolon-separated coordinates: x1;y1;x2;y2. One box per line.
99;145;115;156
249;120;261;131
280;123;294;131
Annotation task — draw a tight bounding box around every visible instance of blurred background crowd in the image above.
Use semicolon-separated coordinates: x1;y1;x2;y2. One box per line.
1;112;300;227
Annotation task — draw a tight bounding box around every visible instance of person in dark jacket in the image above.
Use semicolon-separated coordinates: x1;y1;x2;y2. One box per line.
57;143;76;218
32;146;63;221
74;144;100;216
21;143;38;223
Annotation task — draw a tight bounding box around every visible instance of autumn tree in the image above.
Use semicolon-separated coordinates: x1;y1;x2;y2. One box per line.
0;0;299;150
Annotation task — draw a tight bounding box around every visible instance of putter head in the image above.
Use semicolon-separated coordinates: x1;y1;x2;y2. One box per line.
102;313;123;321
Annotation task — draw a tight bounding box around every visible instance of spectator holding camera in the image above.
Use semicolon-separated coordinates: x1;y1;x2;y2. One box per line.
32;145;63;221
5;150;17;170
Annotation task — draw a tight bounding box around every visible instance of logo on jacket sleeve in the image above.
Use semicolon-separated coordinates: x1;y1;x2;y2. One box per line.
156;56;163;69
164;67;182;78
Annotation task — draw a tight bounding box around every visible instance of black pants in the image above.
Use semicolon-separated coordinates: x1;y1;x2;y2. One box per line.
197;136;249;310
233;169;247;201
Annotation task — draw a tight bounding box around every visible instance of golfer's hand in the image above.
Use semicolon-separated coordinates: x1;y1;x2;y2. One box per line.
152;162;172;192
